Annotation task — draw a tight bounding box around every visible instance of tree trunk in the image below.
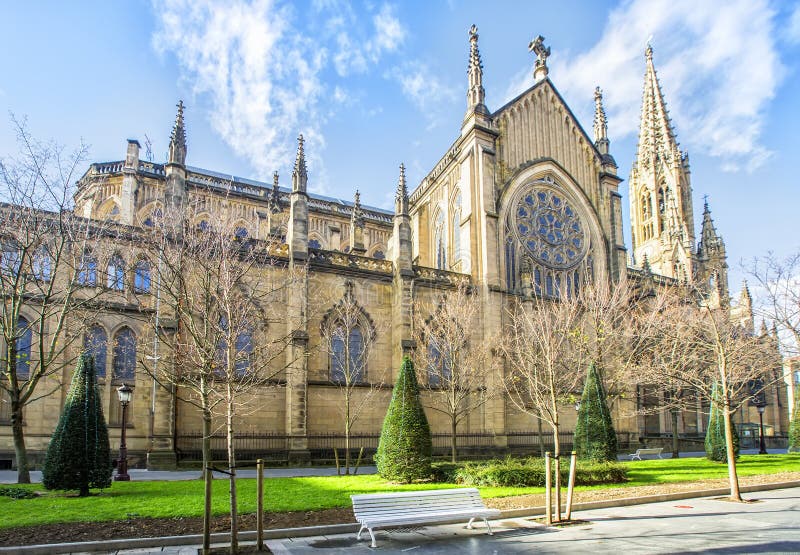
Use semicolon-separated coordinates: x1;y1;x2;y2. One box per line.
450;415;458;463
227;387;238;554
671;409;680;458
722;407;742;502
537;416;544;458
553;427;561;522
202;408;212;479
12;401;30;484
344;390;351;475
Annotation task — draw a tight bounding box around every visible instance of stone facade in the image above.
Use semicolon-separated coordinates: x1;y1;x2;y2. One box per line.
0;31;788;469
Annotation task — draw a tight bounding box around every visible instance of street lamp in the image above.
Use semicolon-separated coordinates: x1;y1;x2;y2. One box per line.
757;405;768;455
115;383;133;481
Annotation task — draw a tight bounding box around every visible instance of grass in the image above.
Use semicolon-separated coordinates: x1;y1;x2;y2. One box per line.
1;454;797;530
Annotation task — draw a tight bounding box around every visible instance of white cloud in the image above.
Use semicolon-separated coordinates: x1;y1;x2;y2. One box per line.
786;3;800;44
152;0;406;191
505;0;784;173
386;62;458;129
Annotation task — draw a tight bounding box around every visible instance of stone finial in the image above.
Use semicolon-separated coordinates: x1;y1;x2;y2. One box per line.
395;163;409;216
528;35;550;81
292;134;308;192
645;42;654;62
466;24;486;112
269;171;281;213
352;190;365;229
168;100;187;166
593;86;609;153
642;253;652;274
740;280;752;307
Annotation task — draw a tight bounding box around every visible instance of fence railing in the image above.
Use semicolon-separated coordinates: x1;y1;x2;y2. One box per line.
175;430;638;463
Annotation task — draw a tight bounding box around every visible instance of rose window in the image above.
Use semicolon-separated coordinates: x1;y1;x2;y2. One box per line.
513;187;587;269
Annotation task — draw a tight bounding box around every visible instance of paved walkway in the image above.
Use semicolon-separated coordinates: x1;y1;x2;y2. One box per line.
266;486;800;554
0;466;378;484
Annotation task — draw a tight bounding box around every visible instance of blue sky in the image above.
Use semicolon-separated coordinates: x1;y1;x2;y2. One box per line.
2;0;799;292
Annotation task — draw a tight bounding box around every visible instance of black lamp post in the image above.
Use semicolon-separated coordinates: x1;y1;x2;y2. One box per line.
757;405;768;455
115;383;133;481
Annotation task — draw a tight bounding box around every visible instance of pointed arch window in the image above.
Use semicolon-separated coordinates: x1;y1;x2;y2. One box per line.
427;338;453;387
1;245;21;277
107;254;125;291
133;260;151;293
234;226;248;239
331;326;364;384
32;247;52;282
434;211;446;270
84;325;108;378
451;192;462;267
14;317;32;377
112;327;136;381
78;251;97;285
216;315;254;377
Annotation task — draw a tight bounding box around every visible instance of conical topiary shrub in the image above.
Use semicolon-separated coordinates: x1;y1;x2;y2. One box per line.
574;362;618;461
788;386;800;453
42;353;112;496
375;356;432;482
705;382;739;463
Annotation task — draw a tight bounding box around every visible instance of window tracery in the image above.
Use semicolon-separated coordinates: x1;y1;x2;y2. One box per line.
505;178;593;298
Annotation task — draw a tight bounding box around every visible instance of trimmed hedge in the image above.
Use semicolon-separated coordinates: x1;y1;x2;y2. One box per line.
789;386;800;453
431;457;627;487
375;356;432;482
0;487;37;500
705;383;739;463
574;363;618;461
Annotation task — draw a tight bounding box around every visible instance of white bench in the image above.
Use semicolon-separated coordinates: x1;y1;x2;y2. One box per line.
628;447;664;460
351;488;501;548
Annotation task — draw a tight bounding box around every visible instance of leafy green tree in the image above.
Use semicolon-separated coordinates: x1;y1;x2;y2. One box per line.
789;386;800;453
574;362;618;461
375;356;432;482
42;354;111;496
705;382;739;463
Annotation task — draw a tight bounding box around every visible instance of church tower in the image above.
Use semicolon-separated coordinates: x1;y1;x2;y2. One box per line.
696;199;729;306
629;46;695;281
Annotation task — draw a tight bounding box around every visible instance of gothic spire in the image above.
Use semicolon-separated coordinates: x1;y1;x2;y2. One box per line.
739;280;752;309
698;197;724;258
634;44;681;171
292;134;307;192
168;100;187;166
352;189;365;229
269;171;281;213
466;24;487;114
593;86;609;154
395;163;409;216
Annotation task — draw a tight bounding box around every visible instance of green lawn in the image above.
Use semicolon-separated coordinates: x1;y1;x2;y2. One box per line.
1;454;797;530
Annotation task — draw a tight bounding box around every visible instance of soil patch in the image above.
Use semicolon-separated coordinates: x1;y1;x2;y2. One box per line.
1;471;798;548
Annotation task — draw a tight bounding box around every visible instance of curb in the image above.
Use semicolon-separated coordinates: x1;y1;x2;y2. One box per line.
2;480;799;554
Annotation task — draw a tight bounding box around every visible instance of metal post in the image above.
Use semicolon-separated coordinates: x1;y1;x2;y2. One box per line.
257;459;265;551
115;401;130;481
758;407;768;454
565;451;577;521
544;452;552;526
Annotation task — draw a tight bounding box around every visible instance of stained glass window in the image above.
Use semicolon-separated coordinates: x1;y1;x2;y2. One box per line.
107;254;125;291
78;252;97;285
84;325;107;378
15;317;32;377
331;327;364;383
133;260;151;293
32;247;51;282
113;327;136;381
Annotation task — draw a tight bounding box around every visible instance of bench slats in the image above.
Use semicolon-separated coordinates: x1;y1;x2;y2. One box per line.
351;488;499;547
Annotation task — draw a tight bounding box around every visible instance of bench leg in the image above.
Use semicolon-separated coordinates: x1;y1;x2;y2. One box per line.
357;524;366;540
484;518;494;536
367;527;378;548
466;517;475;530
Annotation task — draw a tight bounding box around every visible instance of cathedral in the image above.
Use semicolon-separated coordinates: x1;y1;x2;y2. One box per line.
1;28;788;469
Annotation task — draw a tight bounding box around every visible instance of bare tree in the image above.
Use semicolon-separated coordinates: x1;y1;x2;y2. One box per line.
635;286;779;501
746;251;800;356
0;118;107;483
318;280;382;475
140;200;297;554
412;284;498;462
502;287;586;521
